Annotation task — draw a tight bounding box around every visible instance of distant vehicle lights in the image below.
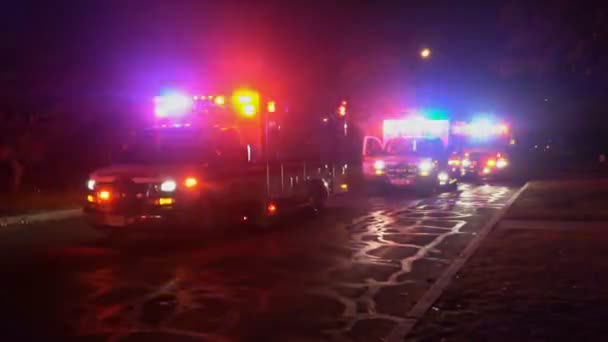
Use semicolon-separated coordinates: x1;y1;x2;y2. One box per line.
214;95;225;105
383;117;450;145
243;104;256;117
154;92;193;117
374;160;385;176
184;177;198;188
453;118;510;138
160;180;177;192
154;88;268;121
267;101;276;113
496;159;508;168
438;172;449;183
468;118;494;137
418;160;433;176
98;190;111;201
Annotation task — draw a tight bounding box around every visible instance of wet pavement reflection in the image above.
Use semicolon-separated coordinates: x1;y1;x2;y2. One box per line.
0;183;518;341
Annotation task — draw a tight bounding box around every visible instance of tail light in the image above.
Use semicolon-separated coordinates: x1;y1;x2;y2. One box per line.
267;202;278;215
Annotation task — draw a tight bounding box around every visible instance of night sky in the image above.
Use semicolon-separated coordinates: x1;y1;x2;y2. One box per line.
2;1;608;143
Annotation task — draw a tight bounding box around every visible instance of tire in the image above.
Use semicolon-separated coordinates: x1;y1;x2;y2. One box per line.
415;182;437;196
450;178;459;191
309;182;329;213
100;227;131;247
195;198;219;235
252;214;275;229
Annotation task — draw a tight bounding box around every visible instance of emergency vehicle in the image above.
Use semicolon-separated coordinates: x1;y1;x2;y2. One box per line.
362;115;458;192
84;88;348;232
449;118;514;179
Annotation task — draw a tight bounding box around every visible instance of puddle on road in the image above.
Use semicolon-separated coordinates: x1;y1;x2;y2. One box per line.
35;184;515;341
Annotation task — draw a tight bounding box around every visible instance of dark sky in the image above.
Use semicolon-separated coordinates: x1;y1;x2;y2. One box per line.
2;1;608;138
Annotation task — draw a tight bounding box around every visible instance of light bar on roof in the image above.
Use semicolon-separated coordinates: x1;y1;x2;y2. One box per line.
452;118;509;137
383;117;450;144
154;92;193;117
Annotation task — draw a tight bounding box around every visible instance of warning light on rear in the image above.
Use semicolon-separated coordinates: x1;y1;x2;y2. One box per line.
267;202;278;215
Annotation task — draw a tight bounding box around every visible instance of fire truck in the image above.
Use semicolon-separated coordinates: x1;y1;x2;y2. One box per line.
449;117;514;179
84;88;348;233
361;115;458;193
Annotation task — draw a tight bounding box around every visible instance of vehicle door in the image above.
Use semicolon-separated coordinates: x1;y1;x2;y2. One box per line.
362;136;384;177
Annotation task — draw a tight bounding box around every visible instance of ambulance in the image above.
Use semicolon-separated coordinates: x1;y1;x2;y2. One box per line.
84;88;348;234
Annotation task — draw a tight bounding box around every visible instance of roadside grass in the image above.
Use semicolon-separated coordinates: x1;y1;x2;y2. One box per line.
0;190;82;216
506;179;608;221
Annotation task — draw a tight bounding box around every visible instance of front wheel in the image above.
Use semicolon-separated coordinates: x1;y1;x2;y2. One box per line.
415;181;437;196
309;183;329;213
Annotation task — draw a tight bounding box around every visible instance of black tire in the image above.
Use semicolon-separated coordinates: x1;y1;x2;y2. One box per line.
252;214;275;229
195;198;220;236
309;182;329;213
450;179;459;191
102;228;131;246
416;182;437;196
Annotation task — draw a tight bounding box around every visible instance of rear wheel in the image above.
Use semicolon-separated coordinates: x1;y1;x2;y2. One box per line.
195;198;220;236
251;203;277;229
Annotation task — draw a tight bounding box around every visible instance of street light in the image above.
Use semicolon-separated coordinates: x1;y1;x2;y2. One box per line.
420;48;431;59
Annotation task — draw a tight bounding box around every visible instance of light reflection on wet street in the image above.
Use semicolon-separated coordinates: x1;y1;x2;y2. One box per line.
0;183;519;341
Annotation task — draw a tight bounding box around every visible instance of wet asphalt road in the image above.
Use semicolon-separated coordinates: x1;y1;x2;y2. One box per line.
0;183;520;341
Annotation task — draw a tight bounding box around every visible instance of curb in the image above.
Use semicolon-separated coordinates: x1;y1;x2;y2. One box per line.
387;182;531;341
0;208;83;228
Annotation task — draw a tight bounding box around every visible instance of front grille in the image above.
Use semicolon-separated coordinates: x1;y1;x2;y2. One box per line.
94;178;157;214
386;164;417;177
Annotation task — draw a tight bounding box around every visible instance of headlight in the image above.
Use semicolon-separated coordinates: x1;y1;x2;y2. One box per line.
496;159;508;169
87;179;96;190
438;172;449;183
461;159;471;167
486;159;496;167
374;160;385;170
160;180;177;192
418;160;433;174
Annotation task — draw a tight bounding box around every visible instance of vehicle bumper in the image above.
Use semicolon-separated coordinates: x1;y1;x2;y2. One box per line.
365;174;436;188
83;204;200;229
460;166;510;179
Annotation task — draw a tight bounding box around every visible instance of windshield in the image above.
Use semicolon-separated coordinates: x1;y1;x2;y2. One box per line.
384;138;444;156
117;128;242;164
